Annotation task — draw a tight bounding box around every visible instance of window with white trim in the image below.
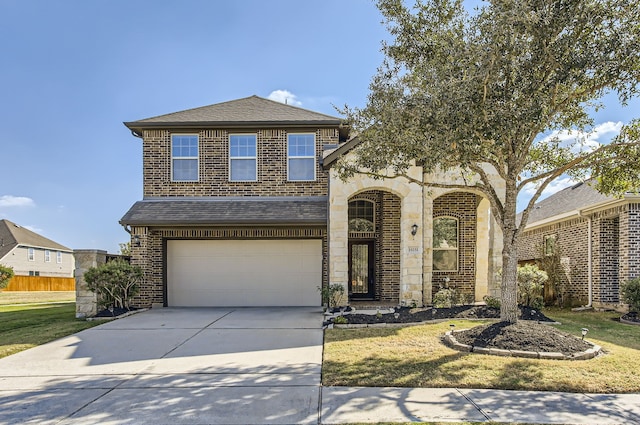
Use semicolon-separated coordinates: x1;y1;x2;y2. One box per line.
229;134;257;181
171;134;199;181
433;216;459;272
57;251;62;263
287;133;315;181
45;250;51;262
28;248;35;261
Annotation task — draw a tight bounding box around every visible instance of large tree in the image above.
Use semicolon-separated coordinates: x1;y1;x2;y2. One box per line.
338;0;640;322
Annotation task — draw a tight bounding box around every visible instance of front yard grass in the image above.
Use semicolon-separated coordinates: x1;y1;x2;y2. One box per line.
323;309;640;393
0;302;100;359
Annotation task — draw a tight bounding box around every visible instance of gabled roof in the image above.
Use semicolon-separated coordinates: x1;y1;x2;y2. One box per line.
322;136;361;168
120;197;328;227
0;219;72;260
124;95;344;133
523;181;640;228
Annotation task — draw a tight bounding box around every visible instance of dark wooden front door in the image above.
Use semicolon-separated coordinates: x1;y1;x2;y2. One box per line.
348;240;375;299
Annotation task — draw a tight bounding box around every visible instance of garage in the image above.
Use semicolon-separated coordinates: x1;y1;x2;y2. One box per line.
167;239;323;307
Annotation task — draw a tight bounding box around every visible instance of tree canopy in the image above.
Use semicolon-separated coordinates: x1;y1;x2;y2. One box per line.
339;0;640;322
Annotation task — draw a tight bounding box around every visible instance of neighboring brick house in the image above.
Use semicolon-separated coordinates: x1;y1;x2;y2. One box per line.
517;181;640;309
0;219;75;278
120;95;504;308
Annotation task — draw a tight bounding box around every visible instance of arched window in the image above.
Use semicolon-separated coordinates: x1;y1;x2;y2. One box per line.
433;216;458;272
348;200;375;233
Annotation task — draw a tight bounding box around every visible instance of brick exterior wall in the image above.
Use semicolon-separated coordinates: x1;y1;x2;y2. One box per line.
347;190;401;302
518;218;590;304
518;202;640;307
432;192;478;300
128;126;339;307
129;226;327;307
142;128;337;198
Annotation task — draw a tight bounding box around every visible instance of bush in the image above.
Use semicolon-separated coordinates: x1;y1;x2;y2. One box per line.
84;260;142;310
483;295;501;309
517;264;547;309
318;283;345;309
0;264;14;290
433;288;457;308
621;277;640;312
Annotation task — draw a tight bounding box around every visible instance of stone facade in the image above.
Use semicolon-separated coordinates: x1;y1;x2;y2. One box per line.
328;162;504;307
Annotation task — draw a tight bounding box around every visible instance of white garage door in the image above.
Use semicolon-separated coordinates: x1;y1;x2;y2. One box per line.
167;239;322;307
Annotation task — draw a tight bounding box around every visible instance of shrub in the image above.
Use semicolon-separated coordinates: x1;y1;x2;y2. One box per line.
621;277;640;312
517;264;547;309
334;315;348;324
433;288;457;308
483;295;501;309
84;260;142;310
318;283;345;309
0;264;14;290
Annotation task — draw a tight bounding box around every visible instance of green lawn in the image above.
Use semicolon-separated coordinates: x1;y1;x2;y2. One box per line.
323;309;640;393
0;302;100;358
0;291;76;305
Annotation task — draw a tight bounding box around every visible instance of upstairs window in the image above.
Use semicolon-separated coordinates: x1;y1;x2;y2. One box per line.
433;216;459;272
28;248;35;261
171;134;199;181
45;250;51;262
57;251;62;263
230;134;257;181
288;134;315;181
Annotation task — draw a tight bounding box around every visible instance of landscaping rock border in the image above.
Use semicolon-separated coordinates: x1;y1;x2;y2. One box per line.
443;329;602;360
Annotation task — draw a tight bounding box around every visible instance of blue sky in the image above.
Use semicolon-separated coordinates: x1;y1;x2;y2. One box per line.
1;0;638;253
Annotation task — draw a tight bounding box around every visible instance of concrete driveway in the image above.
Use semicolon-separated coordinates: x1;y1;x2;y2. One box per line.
0;307;324;425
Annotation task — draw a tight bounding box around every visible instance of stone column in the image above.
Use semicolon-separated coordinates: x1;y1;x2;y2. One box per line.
74;249;107;318
475;198;490;301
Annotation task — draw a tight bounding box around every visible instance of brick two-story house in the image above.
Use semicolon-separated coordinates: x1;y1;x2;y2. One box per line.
121;96;504;308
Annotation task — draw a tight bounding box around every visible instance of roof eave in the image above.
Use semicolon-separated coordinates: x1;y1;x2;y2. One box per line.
124;120;342;132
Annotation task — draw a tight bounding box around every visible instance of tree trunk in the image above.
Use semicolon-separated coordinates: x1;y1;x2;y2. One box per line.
500;237;519;323
500;179;519;323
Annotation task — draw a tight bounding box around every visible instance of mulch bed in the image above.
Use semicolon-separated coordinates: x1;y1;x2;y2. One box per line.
621;311;640;323
95;307;140;318
453;321;593;355
338;305;553;325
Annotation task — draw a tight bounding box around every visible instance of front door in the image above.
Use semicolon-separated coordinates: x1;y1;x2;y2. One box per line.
348;240;375;299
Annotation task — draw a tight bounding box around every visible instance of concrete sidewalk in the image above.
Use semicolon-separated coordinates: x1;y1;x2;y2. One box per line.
1;307;639;424
321;387;640;424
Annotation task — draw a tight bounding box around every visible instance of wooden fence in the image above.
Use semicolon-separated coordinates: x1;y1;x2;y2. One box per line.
5;276;75;291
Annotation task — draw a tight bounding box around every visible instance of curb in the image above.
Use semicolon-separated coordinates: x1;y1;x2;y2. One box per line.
442;330;602;360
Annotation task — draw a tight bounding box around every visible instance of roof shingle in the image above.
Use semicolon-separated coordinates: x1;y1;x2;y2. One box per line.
124;95;342;131
0;219;72;260
119;197;328;227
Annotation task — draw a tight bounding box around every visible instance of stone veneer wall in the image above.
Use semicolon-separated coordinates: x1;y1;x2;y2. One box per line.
142;128;337;198
129;226;327;307
74;249;107;318
432;192;478;300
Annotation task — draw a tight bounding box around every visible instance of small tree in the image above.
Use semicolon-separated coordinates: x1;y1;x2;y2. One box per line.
318;283;346;310
338;0;640;323
517;264;547;310
621;277;640;312
0;264;14;290
84;260;142;311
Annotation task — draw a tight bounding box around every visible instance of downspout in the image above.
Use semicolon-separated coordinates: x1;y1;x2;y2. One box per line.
578;210;593;308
